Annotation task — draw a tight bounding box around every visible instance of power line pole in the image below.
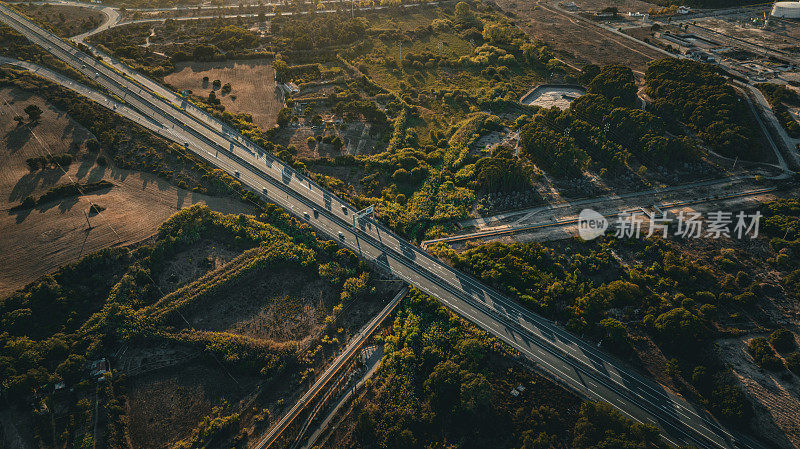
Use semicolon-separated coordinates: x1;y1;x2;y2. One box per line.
84;208;93;230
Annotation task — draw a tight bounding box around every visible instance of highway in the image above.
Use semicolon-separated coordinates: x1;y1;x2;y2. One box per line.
0;4;766;448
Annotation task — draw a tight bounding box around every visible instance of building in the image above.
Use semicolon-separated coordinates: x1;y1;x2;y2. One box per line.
677;6;692;14
772;1;800;18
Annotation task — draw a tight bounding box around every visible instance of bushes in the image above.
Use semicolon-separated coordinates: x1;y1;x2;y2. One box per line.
748;337;784;371
12;180;113;210
770;329;796;353
646;58;761;160
786;352;800;375
757;83;800;138
519;121;588;177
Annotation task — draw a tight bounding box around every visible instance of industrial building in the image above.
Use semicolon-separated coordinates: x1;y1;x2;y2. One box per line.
772;1;800;18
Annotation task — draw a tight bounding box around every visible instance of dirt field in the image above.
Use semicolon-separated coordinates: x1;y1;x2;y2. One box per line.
126;362;259;449
0;87;252;298
184;263;335;345
164;59;282;131
564;0;660;13
494;0;665;71
16;4;105;38
717;336;800;449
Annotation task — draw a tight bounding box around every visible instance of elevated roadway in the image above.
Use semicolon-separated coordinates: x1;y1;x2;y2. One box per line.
0;5;767;448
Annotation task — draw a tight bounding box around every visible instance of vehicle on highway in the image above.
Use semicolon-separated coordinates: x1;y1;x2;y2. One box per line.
234;171;240;178
338;231;344;240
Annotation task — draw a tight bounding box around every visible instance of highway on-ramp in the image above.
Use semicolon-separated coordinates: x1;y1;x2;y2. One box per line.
0;5;766;448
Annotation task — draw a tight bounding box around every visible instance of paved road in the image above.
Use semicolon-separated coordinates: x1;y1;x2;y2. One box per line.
0;5;767;448
423;185;780;247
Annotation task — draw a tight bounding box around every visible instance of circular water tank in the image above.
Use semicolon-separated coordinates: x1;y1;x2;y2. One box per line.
772;1;800;18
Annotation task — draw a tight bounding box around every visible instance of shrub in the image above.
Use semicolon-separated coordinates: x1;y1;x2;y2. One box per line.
786;352;800;375
748;337;784;371
770;329;796;353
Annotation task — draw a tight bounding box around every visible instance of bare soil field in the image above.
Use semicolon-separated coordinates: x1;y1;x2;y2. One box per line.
126;362;259;449
693;16;800;52
186;266;336;345
164;59;282;130
157;239;241;294
494;0;665;70
564;0;660;13
0;87;252;298
717;336;800;449
16;4;104;38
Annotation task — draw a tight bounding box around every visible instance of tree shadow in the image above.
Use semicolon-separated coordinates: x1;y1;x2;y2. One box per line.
9;167;68;203
86;164;107;183
75;153;96;180
4;124;33;154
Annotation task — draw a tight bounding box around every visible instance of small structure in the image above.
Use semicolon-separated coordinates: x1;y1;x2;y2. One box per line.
562;1;579;11
285;82;300;94
520;84;587;110
279;82;300;96
772;1;800;18
677;6;692;15
88;358;108;378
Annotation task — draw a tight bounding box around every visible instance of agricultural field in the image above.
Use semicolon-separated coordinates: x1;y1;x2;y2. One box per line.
0;86;251;297
165;59;282;130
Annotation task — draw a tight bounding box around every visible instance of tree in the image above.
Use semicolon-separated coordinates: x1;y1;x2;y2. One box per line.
192;44;216;61
519;122;588;177
786;352;800;375
276;107;292;127
454;2;475;27
573;402;662;449
24;104;43;122
654;307;706;350
354;411;376;446
56;354;87;385
579;64;601;84
601;6;619;16
769;329;795;353
460;372;491;413
424;360;462;415
587;65;637;107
